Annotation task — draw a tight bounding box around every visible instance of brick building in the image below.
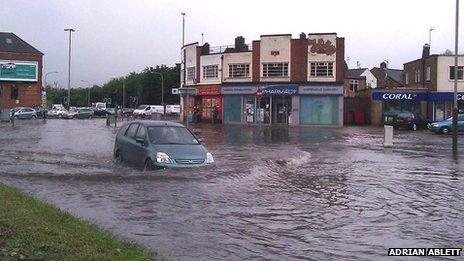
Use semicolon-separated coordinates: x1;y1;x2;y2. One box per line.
180;32;346;126
0;32;43;112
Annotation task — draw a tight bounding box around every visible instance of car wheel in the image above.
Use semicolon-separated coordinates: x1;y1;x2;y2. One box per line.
31;115;36;119
412;123;417;131
441;127;450;135
114;150;123;163
143;158;154;171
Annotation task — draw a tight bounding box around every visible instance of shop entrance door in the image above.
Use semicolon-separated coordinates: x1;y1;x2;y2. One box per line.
272;96;292;124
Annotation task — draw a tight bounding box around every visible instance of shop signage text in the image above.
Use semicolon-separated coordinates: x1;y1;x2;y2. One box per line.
263;85;298;96
0;60;38;82
197;86;221;96
372;92;428;101
221;86;258;95
299;85;343;95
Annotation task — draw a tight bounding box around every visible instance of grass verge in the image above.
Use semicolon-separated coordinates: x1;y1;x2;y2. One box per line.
0;183;155;260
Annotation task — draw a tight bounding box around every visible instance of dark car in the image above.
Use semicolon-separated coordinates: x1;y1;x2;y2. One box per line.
92;108;109;117
113;121;214;170
390;113;429;131
74;108;94;119
122;108;134;117
34;107;48;118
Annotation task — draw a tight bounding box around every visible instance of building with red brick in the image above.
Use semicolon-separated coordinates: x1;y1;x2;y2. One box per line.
180;32;346;126
0;32;43;112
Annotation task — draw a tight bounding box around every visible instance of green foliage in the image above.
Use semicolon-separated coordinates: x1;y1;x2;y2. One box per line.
46;64;180;108
0;183;156;260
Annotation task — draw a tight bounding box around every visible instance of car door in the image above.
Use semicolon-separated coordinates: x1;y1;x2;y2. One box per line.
133;124;148;168
458;115;464;132
122;123;140;164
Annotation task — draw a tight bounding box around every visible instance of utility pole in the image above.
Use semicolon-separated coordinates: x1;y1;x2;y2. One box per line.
429;28;434;47
64;28;75;108
452;0;459;155
201;33;204;45
154;72;164;114
181;13;186;47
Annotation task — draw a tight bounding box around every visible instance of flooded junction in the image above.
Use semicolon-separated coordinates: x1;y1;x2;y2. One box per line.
0;119;463;260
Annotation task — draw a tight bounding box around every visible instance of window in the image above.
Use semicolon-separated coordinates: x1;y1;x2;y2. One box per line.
135;125;146;140
148;126;199;145
414;70;421;83
125;124;139;139
228;63;250;78
186;66;196;81
349;80;359;91
449;66;464;80
202;65;219;79
310;62;334;77
405;72;409;85
11;85;18;100
262;63;289;77
426;66;431;81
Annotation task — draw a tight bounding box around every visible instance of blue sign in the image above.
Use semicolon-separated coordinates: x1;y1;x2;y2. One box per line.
263;85;298;96
372;92;428;101
428;92;464;101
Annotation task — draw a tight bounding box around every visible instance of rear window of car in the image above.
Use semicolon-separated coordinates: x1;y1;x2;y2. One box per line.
125;124;139;139
136;125;146;139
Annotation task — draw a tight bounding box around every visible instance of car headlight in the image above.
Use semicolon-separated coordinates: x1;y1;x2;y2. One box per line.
206;152;214;164
156;152;172;164
431;123;438;127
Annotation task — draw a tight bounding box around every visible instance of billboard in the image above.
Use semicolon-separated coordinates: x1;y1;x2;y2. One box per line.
0;60;38;82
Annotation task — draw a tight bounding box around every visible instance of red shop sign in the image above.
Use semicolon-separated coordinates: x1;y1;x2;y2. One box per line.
197;86;221;96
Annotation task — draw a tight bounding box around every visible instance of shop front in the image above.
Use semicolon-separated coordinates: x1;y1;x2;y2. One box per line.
222;85;258;124
428;92;464;121
195;85;222;123
372;91;428;123
298;85;344;126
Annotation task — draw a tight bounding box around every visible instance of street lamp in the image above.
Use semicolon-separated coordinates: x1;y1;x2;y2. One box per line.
64;28;75;108
154;72;165;114
452;0;459;155
81;80;91;107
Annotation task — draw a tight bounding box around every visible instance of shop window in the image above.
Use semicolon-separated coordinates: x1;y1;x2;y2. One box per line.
405;72;409;85
228;63;250;78
202;65;219;79
262;63;289;77
11;85;18;100
300;96;339;125
426;66;431;81
186;67;196;81
449;66;464;80
349;80;359;91
309;62;334;77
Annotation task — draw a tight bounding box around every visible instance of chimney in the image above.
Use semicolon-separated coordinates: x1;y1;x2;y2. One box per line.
299;32;306;39
201;43;210;55
380;62;387;69
234;36;248;51
422;44;430;59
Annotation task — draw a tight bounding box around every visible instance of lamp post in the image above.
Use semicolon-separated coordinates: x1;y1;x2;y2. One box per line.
44;71;58;106
452;0;459;155
429;28;433;47
64;28;75;108
81;80;90;107
154;72;164;114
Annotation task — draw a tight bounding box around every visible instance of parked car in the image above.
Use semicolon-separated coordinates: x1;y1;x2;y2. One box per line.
106;108;116;115
428;115;464;134
113;121;214;170
48;108;68;118
34;107;48;118
166;105;181;115
122;108;134;117
133;105;164;117
390;112;429;131
11;107;37;119
63;108;94;119
92;108;110;117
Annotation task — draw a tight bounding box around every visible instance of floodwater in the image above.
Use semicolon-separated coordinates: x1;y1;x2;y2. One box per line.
0;119;463;260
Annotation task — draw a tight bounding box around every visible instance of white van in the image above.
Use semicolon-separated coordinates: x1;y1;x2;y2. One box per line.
133;105;164;117
166;105;181;115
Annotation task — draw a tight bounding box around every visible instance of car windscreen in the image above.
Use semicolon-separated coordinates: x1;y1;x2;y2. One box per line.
137;105;147;110
148;126;199;145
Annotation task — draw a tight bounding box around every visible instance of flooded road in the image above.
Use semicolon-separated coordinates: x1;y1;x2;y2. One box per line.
0;119;463;260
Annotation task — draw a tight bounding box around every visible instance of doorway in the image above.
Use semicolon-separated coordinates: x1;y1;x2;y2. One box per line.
272;96;292;124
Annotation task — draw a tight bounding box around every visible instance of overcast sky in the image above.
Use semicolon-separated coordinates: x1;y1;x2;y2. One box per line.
1;0;463;87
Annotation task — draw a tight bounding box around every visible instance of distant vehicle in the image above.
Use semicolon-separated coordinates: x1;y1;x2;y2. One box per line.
122;108;134;117
11;107;37;119
113;121;214;170
92;102;107;110
63;108;94;119
51;104;65;110
48;108;68;118
92;107;110;117
133;105;163;117
390;112;429;131
106;108;116;115
34;107;48;118
428;115;464;134
166;105;181;115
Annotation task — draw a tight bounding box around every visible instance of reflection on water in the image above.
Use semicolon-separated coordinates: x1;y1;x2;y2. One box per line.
0;119;463;260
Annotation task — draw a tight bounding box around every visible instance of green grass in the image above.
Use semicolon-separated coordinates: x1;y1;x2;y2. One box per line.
0;183;156;260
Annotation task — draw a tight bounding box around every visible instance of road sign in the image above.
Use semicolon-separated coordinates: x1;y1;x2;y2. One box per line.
256;87;263;100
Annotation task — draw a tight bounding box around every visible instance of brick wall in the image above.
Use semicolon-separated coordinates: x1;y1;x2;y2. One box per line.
252;41;260;82
290;39;308;82
0;53;43;109
336;37;346;83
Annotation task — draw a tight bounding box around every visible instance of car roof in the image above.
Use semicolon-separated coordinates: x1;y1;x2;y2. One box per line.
132;120;185;127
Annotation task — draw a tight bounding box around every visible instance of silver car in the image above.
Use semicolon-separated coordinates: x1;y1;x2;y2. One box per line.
11;107;37;119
